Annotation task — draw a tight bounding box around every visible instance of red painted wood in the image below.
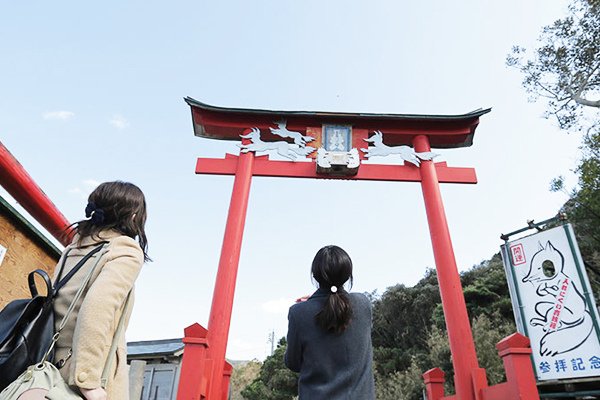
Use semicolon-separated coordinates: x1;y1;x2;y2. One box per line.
496;332;531;353
479;333;539;400
195;157;477;184
471;368;489;400
479;383;511;400
177;323;210;400
205;136;255;399
0;141;72;245
494;333;539;400
413;135;480;400
221;362;233;400
423;368;446;400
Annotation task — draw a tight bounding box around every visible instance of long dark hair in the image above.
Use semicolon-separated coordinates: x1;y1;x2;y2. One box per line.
311;245;353;334
73;181;150;261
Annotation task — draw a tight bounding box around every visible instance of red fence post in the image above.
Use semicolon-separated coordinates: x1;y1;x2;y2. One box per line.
177;323;210;400
423;368;446;400
221;361;233;400
413;135;482;400
496;333;539;400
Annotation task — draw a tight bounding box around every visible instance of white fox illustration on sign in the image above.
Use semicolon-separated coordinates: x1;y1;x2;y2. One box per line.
522;241;593;357
501;224;600;381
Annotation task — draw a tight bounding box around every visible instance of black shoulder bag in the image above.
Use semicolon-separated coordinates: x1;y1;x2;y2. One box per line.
0;243;105;390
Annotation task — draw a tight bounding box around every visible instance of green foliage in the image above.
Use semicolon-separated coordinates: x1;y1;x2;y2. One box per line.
372;257;516;399
371;269;442;375
472;314;515;385
424;326;453;395
461;254;515;321
374;359;425;400
507;0;600;131
373;313;515;400
240;338;298;400
557;131;600;297
230;360;262;400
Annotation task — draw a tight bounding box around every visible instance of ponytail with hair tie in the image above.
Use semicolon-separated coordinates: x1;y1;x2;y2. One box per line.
311;245;354;334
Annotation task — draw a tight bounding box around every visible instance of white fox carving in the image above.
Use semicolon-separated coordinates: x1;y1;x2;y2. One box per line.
522;241;593;356
360;131;438;167
270;120;315;146
239;128;315;160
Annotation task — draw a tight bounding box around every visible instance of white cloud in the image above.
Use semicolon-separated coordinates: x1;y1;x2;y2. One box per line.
42;111;75;121
82;179;100;189
109;114;129;129
261;298;295;315
68;179;100;199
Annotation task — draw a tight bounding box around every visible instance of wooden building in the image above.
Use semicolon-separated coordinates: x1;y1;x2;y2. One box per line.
0;195;62;307
127;338;184;400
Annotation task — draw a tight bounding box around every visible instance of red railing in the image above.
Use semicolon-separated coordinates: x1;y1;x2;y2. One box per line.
0;141;72;246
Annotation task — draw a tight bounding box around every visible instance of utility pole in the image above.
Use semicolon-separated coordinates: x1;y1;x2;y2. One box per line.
268;330;275;356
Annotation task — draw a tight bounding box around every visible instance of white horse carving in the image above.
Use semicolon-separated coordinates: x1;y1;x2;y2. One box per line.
270;120;315;146
239;128;315;160
361;131;438;167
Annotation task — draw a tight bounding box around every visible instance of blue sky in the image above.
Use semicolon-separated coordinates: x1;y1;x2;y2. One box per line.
0;1;583;360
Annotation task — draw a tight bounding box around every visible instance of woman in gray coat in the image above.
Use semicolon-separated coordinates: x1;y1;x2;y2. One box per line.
285;245;375;400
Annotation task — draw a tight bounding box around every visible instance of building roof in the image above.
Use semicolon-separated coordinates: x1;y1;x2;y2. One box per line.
127;338;184;359
185;97;491;149
0;195;61;258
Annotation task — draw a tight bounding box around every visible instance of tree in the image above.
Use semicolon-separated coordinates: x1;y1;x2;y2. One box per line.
506;0;600;132
552;130;600;295
240;338;298;400
371;269;442;376
230;360;262;400
371;258;516;400
509;0;600;293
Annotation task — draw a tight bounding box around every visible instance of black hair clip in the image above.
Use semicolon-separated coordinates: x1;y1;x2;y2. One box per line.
85;202;105;225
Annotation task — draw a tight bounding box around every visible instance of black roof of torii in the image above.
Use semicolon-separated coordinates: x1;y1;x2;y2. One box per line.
185;97;491;148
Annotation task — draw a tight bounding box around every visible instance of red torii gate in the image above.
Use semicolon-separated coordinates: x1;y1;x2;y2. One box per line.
177;98;539;400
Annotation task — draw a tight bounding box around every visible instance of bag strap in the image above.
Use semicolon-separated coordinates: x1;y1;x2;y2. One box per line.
27;269;53;299
100;291;132;389
53;243;107;296
53;247;73;287
41;244;109;363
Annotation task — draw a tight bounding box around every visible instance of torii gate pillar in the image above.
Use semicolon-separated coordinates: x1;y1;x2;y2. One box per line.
205;135;255;396
414;134;483;399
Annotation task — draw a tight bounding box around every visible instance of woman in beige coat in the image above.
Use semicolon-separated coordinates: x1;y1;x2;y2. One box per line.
52;181;149;400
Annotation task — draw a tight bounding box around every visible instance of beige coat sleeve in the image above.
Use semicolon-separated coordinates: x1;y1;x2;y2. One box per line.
69;236;144;389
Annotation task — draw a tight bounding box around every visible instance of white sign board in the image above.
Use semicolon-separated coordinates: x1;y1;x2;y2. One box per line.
501;224;600;381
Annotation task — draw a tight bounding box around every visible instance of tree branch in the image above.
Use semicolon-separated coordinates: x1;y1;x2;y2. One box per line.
572;94;600;107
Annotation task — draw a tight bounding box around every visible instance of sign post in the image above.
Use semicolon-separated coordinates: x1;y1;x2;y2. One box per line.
501;223;600;381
